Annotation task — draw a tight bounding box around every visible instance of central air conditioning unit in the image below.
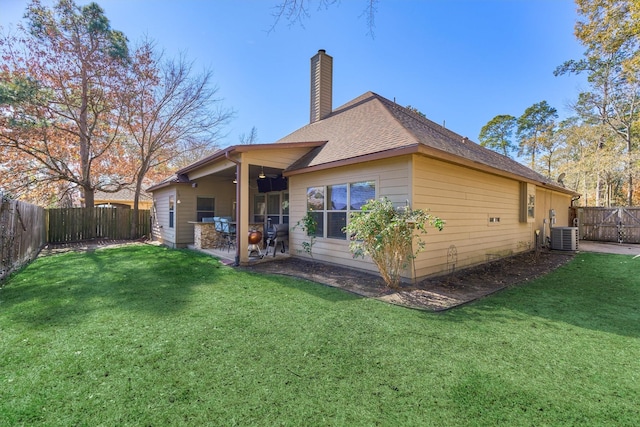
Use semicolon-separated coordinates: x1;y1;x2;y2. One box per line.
551;227;578;251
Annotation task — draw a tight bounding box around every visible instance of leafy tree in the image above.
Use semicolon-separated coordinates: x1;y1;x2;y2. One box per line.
555;0;640;205
478;114;517;157
345;197;444;289
121;39;232;236
574;0;640;77
0;0;130;207
516;101;558;170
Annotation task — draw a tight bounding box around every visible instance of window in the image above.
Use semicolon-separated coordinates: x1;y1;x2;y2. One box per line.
519;182;536;223
169;196;175;228
306;187;324;237
306;180;375;240
527;195;535;219
327;184;347;238
253;195;265;224
267;193;281;225
350;181;375;210
196;197;215;221
254;192;289;225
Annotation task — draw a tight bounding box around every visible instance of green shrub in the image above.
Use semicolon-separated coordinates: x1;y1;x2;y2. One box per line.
345;197;444;288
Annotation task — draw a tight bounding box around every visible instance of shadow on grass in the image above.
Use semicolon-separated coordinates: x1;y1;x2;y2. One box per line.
244;270;363;303
442;253;640;338
1;245;227;328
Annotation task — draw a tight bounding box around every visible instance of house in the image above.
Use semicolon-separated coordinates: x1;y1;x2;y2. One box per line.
82;187;153;210
147;50;578;281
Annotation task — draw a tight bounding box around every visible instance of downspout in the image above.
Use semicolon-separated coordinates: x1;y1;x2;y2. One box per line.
226;150;241;266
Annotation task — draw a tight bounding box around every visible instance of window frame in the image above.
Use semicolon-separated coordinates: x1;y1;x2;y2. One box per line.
196;196;215;222
306;180;376;240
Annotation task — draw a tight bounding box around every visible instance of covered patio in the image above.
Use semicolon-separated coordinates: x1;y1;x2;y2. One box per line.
148;142;324;265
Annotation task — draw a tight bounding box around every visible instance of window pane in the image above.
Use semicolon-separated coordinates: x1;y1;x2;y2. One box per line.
328;184;347;210
253;195;265;223
197;197;214;211
327;212;347;239
267;215;280;225
282;193;289;214
307;187;324;211
267;194;280;214
350;181;375;210
309;211;323;237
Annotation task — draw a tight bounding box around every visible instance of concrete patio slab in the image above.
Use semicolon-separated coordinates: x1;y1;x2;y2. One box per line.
578;240;640;256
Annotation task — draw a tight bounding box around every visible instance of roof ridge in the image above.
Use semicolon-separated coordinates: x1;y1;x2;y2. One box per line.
374;94;560;187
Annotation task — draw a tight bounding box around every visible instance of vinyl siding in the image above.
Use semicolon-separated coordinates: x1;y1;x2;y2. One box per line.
289;156;411;275
151;188;176;247
411;155;572;278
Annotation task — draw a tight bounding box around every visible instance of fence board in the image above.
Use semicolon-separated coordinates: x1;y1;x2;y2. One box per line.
575;207;640;243
46;207;150;243
0;200;46;281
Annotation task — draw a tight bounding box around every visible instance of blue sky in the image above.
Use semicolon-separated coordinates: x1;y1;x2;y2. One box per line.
1;0;587;148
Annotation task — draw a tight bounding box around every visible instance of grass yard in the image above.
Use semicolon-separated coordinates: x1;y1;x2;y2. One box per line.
1;245;638;426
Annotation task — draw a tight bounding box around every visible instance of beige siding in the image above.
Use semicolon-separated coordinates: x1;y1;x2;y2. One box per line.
242;148;316;170
411;155;538;278
410;156;572;278
151;187;176;247
151;178;239;248
535;187;574;243
175;186;197;246
289;156;412;275
177;179;239;247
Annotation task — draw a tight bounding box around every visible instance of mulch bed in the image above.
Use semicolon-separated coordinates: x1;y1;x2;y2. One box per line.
244;250;575;311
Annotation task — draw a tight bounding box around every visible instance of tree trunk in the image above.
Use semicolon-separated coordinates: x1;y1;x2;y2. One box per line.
83;186;94;208
130;175;144;239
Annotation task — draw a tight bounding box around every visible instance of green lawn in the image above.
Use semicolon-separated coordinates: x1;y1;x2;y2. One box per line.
1;245;638;426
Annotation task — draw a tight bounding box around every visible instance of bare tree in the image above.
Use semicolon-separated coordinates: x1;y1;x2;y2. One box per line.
239;126;258;145
122;39;233;236
271;0;378;36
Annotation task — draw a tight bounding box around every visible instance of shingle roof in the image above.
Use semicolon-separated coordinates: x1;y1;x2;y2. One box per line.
278;91;573;194
95;187;152;202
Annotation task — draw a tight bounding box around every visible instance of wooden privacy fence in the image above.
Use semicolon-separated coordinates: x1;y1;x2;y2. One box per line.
1;199;46;281
47;207;151;243
574;207;640;243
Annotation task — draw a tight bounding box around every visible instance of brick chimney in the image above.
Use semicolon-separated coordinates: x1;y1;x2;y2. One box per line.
310;49;333;123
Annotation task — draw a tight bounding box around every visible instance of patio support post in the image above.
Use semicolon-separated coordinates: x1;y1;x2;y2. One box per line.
226;151;241;266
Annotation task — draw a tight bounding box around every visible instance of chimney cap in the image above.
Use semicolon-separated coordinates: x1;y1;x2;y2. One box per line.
318;49;326;53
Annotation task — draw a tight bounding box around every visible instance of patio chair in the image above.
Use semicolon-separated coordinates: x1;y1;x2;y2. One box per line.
213;217;225;250
219;218;236;252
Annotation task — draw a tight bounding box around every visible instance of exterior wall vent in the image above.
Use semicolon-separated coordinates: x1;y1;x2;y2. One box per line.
551;227;578;251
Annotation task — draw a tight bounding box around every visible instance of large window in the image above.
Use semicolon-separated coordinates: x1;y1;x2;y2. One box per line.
196;197;215;221
254;192;288;226
306;181;375;239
